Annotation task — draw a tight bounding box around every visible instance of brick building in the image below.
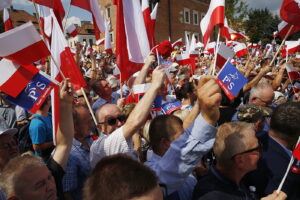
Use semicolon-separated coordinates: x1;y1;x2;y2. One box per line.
97;0;210;48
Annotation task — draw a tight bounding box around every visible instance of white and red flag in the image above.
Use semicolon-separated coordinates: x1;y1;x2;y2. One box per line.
273;31;278;38
142;0;153;48
37;5;52;40
0;22;50;66
0;0;11;10
230;31;246;41
233;42;248;57
0;59;39;97
280;0;300;26
71;0;105;40
150;3;158;46
206;42;216;54
172;38;183;48
200;0;225;48
50;11;87;138
285;40;300;54
175;53;191;66
96;38;105;46
286;63;300;93
216;43;235;69
189;34;199;58
29;0;65;28
104;20;112;55
278;21;300;39
3;8;13;31
220;17;231;40
66;24;78;37
114;0;150;82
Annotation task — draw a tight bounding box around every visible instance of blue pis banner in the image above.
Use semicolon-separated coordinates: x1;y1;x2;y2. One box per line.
216;61;248;100
161;100;182;114
6;72;56;113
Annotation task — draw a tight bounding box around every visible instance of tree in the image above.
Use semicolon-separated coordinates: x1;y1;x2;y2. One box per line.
225;0;248;30
244;9;280;44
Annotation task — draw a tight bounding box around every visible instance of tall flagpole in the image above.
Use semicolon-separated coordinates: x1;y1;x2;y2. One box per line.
269;25;294;66
211;30;220;76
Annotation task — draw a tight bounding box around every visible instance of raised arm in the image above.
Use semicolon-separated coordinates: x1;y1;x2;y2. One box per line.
133;53;156;85
52;79;74;169
123;66;165;139
243;65;271;92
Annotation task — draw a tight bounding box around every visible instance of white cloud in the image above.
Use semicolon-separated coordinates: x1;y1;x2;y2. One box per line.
63;16;82;28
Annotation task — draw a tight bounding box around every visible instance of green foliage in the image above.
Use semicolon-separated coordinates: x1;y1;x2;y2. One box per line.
244;9;280;44
225;0;248;30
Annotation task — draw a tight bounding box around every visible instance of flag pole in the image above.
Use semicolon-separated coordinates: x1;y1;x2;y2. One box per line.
80;87;98;126
277;136;300;193
120;73;123;99
269;25;294;66
63;2;72;31
32;0;66;80
212;30;220;75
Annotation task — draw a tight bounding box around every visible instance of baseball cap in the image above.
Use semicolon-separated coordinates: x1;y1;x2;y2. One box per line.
237;104;272;123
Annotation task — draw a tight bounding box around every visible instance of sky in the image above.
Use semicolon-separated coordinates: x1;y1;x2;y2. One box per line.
11;0;283;26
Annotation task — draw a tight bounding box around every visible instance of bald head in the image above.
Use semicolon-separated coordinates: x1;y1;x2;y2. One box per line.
96;104;124;135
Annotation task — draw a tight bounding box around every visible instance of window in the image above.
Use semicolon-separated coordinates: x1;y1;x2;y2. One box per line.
185;31;191;41
194;33;200;41
89;39;93;46
184;8;190;24
106;7;111;18
110;32;114;43
193;11;199;25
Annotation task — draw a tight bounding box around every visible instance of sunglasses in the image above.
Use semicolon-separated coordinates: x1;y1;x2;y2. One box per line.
98;115;126;126
231;142;263;159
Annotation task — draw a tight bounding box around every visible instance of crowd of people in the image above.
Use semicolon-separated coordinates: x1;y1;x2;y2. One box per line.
0;39;300;200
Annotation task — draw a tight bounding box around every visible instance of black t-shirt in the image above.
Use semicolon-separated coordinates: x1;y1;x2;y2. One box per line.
47;157;65;200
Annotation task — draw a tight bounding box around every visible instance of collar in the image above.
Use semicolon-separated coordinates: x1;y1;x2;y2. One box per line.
210;166;240;189
269;135;292;157
73;136;93;149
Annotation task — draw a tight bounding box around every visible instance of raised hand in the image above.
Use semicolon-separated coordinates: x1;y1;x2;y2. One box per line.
196;76;222;125
151;66;166;90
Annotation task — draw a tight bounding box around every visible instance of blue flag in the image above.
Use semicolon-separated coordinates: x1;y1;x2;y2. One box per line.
217;61;248;100
6;72;56;113
161;100;182;114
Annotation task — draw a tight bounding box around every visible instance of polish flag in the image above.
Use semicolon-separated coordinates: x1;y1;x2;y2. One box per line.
114;0;150;82
172;38;183;48
175;53;191;66
286;63;300;93
0;0;11;10
200;0;225;48
3;8;13;31
216;43;235;69
96;38;105;45
150;3;158;46
142;0;153;48
233;42;248;57
206;42;216;54
278;21;300;39
273;31;278;38
285;40;300;54
29;0;65;28
189;34;199;58
37;5;52;40
50;11;87;137
104;20;112;55
293;142;300;160
0;59;39;97
220;17;231;40
66;24;78;37
230;31;246;41
71;0;105;40
280;0;300;26
0;22;50;66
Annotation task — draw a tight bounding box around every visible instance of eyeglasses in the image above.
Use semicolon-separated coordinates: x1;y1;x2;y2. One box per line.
255;97;273;107
231;142;263;159
98;115;126;126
